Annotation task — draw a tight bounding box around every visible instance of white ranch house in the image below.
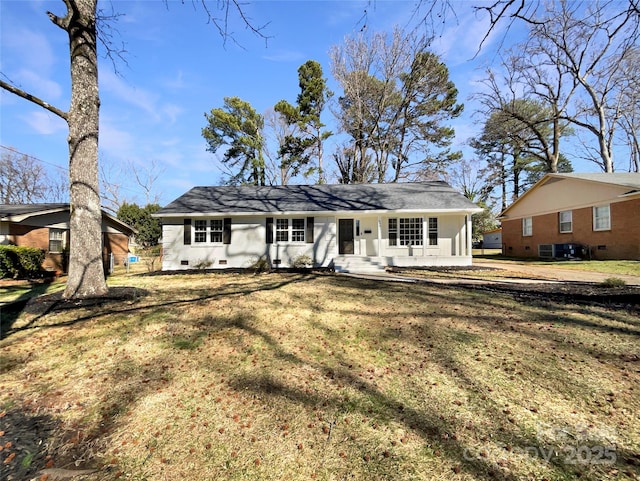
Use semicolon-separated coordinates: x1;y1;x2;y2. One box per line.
155;182;481;273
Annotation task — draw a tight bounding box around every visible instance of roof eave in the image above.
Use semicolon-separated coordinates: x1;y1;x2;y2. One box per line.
1;206;70;223
155;207;482;218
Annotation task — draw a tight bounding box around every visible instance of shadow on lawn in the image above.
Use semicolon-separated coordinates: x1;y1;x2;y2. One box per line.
0;280;58;339
225;316;538;480
222;277;637;480
0;273;309;341
0;408;58;480
3;273;637;480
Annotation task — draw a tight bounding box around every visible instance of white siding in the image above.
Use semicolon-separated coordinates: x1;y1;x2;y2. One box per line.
160;212;473;271
161;216;336;270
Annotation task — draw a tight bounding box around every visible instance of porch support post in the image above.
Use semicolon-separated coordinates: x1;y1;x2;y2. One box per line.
422;217;427;256
466;214;472;257
377;216;382;257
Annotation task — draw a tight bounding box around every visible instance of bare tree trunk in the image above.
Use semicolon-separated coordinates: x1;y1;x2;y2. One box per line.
51;0;108;298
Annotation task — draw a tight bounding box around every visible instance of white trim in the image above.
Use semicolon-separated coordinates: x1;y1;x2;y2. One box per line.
559;210;573;233
592;204;611;231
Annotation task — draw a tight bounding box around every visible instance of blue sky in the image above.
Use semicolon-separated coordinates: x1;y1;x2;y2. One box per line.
0;0;594;207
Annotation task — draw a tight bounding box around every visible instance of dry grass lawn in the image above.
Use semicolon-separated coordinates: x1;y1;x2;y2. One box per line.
1;272;639;480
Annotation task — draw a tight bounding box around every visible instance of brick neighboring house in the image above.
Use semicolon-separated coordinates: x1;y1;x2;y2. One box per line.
499;173;640;260
0;204;136;273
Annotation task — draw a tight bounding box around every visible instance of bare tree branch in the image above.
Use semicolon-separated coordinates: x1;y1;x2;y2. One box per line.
0;79;68;121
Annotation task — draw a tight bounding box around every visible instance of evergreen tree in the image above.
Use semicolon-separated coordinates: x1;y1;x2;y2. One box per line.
203;97;266;186
274;60;332;183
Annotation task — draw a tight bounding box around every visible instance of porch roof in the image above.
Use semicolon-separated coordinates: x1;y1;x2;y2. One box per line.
156;182;481;217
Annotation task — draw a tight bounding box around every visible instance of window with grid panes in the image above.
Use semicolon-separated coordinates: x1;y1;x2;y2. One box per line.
276;219;289;242
388;218;398;246
194;220;207;243
291;218;305;242
210;219;223;243
428;217;438;246
399;217;423;246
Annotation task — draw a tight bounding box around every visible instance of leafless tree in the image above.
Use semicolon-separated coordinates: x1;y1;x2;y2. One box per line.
475;0;640;173
263;108;299;185
0;0;267;298
1;150;49;204
475;49;575;175
0;147;69;204
330;27;461;183
614;48;640;172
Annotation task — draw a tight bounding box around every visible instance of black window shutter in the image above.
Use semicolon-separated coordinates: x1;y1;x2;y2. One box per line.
306;217;314;243
266;217;273;244
223;218;232;244
183;219;191;245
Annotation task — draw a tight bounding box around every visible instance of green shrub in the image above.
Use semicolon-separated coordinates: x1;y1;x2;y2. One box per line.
600;277;627;288
0;245;45;279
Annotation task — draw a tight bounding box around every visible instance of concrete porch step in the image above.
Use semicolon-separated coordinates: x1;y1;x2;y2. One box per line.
334;256;387;274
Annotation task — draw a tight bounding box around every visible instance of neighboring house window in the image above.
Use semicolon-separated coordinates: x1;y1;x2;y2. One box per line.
522;217;533;236
49;228;65;253
276;219;289;242
428;217;438;246
593;205;611;231
388;219;398;246
210;219;223;243
559;211;572;233
194;220;207;243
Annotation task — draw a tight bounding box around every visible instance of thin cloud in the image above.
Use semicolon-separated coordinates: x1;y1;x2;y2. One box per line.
22;110;66;135
101;70;160;120
2;26;57;72
99;120;137;159
16;68;63;101
101;70;183;125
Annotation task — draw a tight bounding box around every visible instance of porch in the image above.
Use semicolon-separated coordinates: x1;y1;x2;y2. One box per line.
333;254;474;274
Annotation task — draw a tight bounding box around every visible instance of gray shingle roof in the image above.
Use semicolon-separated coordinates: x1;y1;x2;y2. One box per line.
156;182;481;216
0;203;69;218
0;203;136;234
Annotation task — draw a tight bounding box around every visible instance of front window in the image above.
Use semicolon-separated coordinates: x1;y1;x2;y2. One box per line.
593;205;610;231
522;217;533;236
388;219;398;246
276;219;289;242
291;218;305;242
275;218;306;243
194;219;225;243
399;218;423;246
559;211;572;233
49;228;65;253
428;217;438;246
194;220;207;243
388;217;426;246
210;219;223;243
